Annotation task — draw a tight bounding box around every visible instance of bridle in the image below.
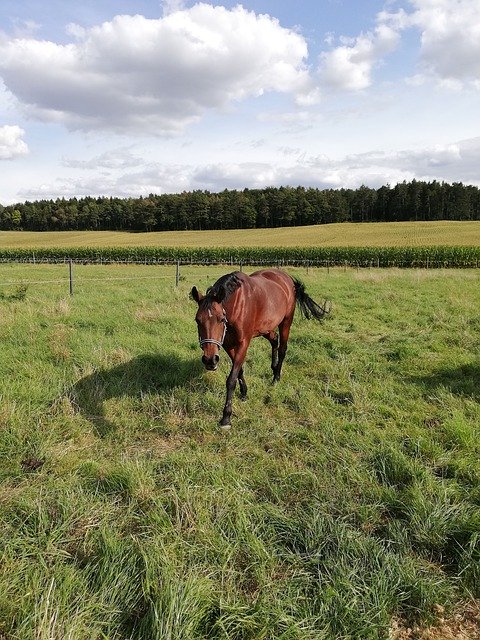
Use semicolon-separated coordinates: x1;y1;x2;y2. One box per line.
199;308;228;349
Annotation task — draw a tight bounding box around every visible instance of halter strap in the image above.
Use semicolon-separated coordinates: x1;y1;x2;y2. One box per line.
199;311;227;349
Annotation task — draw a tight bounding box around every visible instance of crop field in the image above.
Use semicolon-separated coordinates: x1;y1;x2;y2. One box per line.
0;263;479;639
1;219;480;249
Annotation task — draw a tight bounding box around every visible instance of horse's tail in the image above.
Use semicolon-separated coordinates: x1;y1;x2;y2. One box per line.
293;278;331;321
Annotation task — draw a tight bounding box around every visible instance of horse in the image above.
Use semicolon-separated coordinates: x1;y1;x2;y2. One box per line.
191;269;329;428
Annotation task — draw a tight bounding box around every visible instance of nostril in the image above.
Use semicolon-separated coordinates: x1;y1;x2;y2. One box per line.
202;356;207;365
213;354;220;364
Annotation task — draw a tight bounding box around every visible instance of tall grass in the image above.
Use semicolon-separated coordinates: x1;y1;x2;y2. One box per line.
0;264;479;639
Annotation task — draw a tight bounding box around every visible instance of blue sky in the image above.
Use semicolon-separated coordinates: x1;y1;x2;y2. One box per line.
0;0;479;205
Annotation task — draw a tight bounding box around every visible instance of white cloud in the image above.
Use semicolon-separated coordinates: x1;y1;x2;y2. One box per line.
194;137;480;189
381;0;480;87
18;135;480;202
413;0;480;85
62;147;145;169
161;0;187;16
319;22;400;91
0;5;311;135
0;125;28;160
320;0;480;91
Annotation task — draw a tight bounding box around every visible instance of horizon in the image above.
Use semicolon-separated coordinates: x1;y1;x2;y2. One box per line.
2;178;480;209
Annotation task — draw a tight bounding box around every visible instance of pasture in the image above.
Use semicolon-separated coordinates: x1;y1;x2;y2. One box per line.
0;263;479;639
1;219;480;249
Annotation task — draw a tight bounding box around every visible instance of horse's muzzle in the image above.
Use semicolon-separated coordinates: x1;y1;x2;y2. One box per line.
202;354;219;371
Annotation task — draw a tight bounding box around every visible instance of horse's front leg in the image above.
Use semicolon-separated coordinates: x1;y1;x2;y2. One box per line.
221;341;249;428
224;345;247;400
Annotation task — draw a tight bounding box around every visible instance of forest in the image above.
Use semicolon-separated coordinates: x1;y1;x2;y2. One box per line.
1;180;480;232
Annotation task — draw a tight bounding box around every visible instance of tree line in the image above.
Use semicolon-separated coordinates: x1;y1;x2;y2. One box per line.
1;180;480;232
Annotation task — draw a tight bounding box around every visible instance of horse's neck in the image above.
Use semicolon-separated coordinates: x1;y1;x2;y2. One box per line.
224;281;252;323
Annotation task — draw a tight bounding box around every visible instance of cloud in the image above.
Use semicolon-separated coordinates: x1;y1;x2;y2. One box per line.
0;125;29;160
192;138;480;190
161;0;187;16
62;147;145;169
0;5;311;135
381;0;480;87
412;0;480;85
319;22;400;91
18;136;480;202
320;0;480;91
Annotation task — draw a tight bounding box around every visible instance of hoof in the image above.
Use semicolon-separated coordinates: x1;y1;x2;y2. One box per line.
219;423;231;431
240;395;247;402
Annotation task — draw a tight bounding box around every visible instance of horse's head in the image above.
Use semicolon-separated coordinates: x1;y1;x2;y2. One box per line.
191;286;227;371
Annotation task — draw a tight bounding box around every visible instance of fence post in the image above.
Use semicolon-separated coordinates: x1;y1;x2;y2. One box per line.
69;259;74;296
175;260;180;287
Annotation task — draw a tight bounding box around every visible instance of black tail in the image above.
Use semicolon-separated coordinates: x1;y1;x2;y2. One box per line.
293;278;331;321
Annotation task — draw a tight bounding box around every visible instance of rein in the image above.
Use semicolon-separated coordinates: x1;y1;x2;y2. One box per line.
199;310;228;349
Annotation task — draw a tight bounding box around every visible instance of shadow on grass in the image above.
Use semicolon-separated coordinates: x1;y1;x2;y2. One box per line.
72;353;200;436
412;363;480;402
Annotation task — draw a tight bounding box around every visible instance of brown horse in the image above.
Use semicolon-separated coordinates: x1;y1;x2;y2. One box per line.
191;269;329;428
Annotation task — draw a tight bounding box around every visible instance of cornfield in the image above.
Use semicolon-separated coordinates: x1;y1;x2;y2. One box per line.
1;245;480;267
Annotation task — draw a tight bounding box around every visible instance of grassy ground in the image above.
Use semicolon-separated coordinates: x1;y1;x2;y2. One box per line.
0;263;479;639
1;220;480;249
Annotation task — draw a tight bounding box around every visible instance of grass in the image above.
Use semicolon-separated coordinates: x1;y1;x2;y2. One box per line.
1;220;480;249
0;263;479;639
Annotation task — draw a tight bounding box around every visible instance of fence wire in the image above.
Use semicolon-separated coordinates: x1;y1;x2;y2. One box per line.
0;259;477;294
0;262;258;291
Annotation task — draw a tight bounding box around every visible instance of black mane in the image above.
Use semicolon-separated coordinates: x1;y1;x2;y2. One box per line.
202;272;242;307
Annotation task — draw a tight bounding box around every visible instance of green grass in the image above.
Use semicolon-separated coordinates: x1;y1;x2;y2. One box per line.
1;220;480;249
0;263;479;639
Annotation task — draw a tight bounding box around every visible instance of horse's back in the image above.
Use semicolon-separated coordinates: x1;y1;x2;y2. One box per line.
249;269;294;297
241;269;295;333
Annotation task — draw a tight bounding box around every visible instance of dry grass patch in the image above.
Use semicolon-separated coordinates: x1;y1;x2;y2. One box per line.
353;268;403;282
134;305;164;322
49;323;72;362
390;602;480;640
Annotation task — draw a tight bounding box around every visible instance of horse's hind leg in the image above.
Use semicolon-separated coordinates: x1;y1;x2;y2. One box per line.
263;331;279;377
238;366;247;401
273;315;293;383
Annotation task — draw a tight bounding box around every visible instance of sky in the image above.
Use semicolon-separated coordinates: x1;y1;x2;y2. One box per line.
0;0;480;205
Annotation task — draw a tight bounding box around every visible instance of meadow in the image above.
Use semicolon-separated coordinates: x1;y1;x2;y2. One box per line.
0;263;479;639
1;220;480;249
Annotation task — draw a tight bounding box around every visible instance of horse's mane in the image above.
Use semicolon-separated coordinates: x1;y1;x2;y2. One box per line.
202;272;243;307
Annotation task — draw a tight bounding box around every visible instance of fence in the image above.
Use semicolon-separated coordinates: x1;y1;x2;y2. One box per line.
0;255;479;301
0;260;310;298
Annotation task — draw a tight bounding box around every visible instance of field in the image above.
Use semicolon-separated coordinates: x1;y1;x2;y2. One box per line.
1;220;480;249
0;263;480;639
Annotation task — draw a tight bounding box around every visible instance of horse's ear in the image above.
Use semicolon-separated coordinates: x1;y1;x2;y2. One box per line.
191;286;204;304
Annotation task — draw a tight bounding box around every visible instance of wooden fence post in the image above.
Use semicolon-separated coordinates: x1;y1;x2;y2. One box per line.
69;259;74;296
